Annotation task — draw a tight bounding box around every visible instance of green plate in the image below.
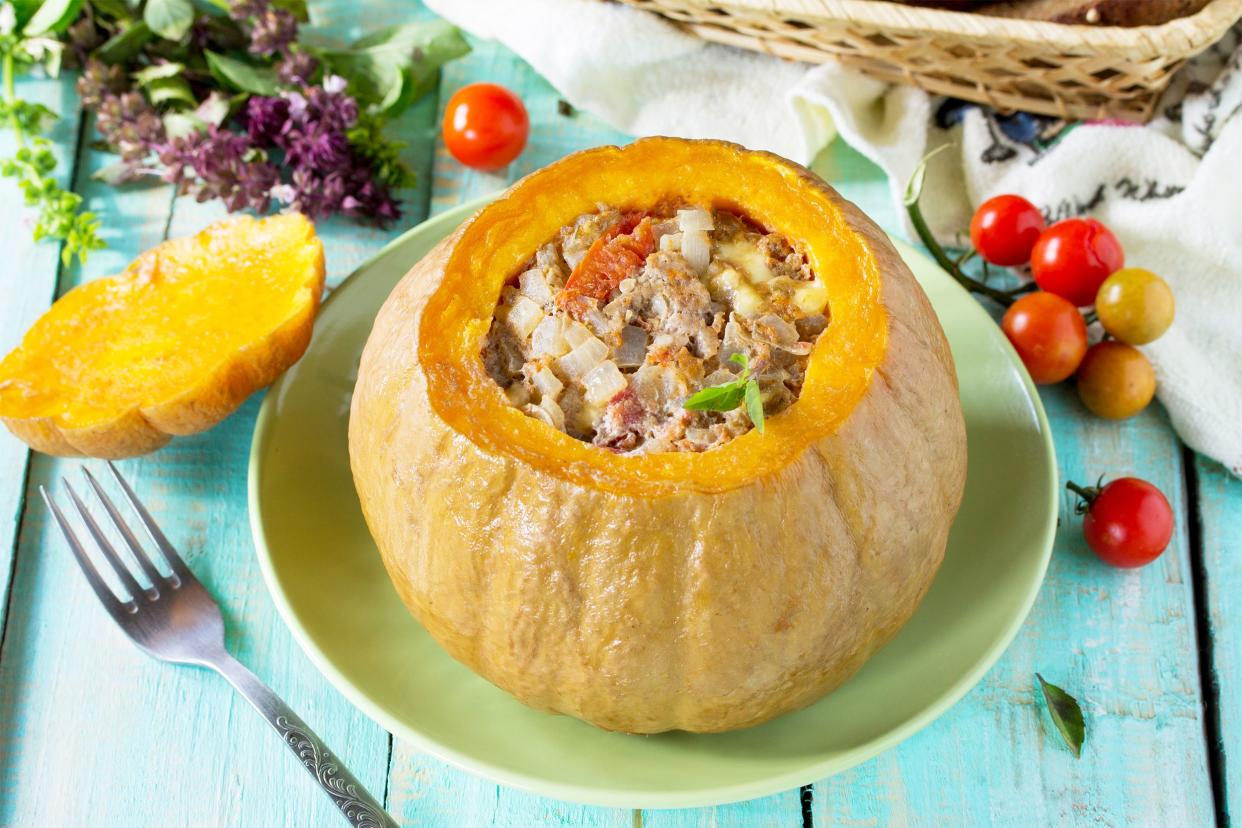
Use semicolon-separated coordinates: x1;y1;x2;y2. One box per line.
249;198;1057;809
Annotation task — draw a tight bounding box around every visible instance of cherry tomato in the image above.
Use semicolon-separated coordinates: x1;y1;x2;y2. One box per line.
1001;292;1088;384
1030;218;1125;307
1070;477;1173;568
1095;267;1175;345
969;194;1045;266
442;83;529;171
1075;341;1155;419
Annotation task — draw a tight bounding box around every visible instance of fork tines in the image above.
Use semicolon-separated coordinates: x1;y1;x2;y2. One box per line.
40;461;192;616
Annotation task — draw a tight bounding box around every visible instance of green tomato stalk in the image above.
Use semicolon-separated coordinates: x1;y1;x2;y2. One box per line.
902;147;1035;308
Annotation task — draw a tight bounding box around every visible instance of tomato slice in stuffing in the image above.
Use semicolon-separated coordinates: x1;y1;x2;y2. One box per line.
558;213;654;316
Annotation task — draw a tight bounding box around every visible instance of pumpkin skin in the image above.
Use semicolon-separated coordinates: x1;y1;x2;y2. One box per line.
349;138;967;734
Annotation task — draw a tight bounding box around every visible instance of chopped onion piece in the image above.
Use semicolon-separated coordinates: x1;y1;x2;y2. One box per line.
615;325;648;368
756;313;800;345
583;360;627;405
540;397;566;430
583;307;611;338
531;365;564;399
682;230;711;273
523;400;564;430
677;207;714;233
659;232;681;253
505;295;544;339
519;269;554;306
564;321;595;348
530;316;569;358
556;338;608;381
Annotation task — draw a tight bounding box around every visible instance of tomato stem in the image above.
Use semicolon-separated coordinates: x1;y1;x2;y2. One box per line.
906;198;1017;306
1066;480;1102;514
1083;309;1099;325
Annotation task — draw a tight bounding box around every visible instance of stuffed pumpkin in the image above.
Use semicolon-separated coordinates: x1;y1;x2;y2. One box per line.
349;138;967;733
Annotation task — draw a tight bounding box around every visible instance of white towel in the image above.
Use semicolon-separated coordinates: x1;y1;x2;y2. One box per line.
427;0;1242;474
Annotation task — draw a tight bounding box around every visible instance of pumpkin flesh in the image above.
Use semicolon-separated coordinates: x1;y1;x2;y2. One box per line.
0;214;324;457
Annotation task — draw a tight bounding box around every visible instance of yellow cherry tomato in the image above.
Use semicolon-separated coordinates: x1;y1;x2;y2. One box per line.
1076;341;1156;420
1095;268;1175;345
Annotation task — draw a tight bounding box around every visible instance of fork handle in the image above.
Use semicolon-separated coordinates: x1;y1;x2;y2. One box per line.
209;652;399;828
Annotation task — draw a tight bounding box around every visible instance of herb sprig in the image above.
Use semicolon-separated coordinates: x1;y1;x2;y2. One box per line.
683;352;765;433
2;0;104;265
1;0;469;262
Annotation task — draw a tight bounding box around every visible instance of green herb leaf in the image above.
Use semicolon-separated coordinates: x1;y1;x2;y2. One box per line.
744;379;765;433
143;0;195;41
88;0;135;22
271;0;309;22
1036;673;1085;758
194;90;232;127
95;20;154;64
131;61;184;85
317;20;469;115
683;351;767;426
162;111;205;139
10;0;44;29
204;50;279;95
145;75;195;107
683;383;747;412
22;0;83;36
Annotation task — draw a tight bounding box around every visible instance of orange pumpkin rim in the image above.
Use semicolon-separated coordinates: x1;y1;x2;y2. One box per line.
418;138;888;497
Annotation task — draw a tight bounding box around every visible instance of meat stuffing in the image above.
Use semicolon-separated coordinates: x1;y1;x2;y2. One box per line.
480;203;829;453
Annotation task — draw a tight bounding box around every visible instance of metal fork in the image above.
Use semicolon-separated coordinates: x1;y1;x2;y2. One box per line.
41;462;398;828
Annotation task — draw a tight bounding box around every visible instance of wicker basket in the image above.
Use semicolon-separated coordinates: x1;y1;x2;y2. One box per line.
612;0;1242;121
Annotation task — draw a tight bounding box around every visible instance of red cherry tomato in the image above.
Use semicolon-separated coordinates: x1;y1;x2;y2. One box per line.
1071;477;1174;568
1030;217;1125;307
1001;292;1088;384
442;83;529;171
970;194;1045;266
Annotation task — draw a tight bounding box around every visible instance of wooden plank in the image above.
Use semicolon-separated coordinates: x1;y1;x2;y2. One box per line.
0;1;434;821
0;73;80;640
1194;454;1241;819
813;380;1214;826
806;141;1214;826
384;33;649;828
643;791;805;828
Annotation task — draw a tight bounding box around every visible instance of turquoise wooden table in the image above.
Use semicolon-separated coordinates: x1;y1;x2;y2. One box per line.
1;2;1239;825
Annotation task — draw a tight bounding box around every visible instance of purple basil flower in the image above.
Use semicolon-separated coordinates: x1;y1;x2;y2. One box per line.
248;8;297;56
158;127;280;214
276;51;319;86
230;0;298;57
244;95;291;144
